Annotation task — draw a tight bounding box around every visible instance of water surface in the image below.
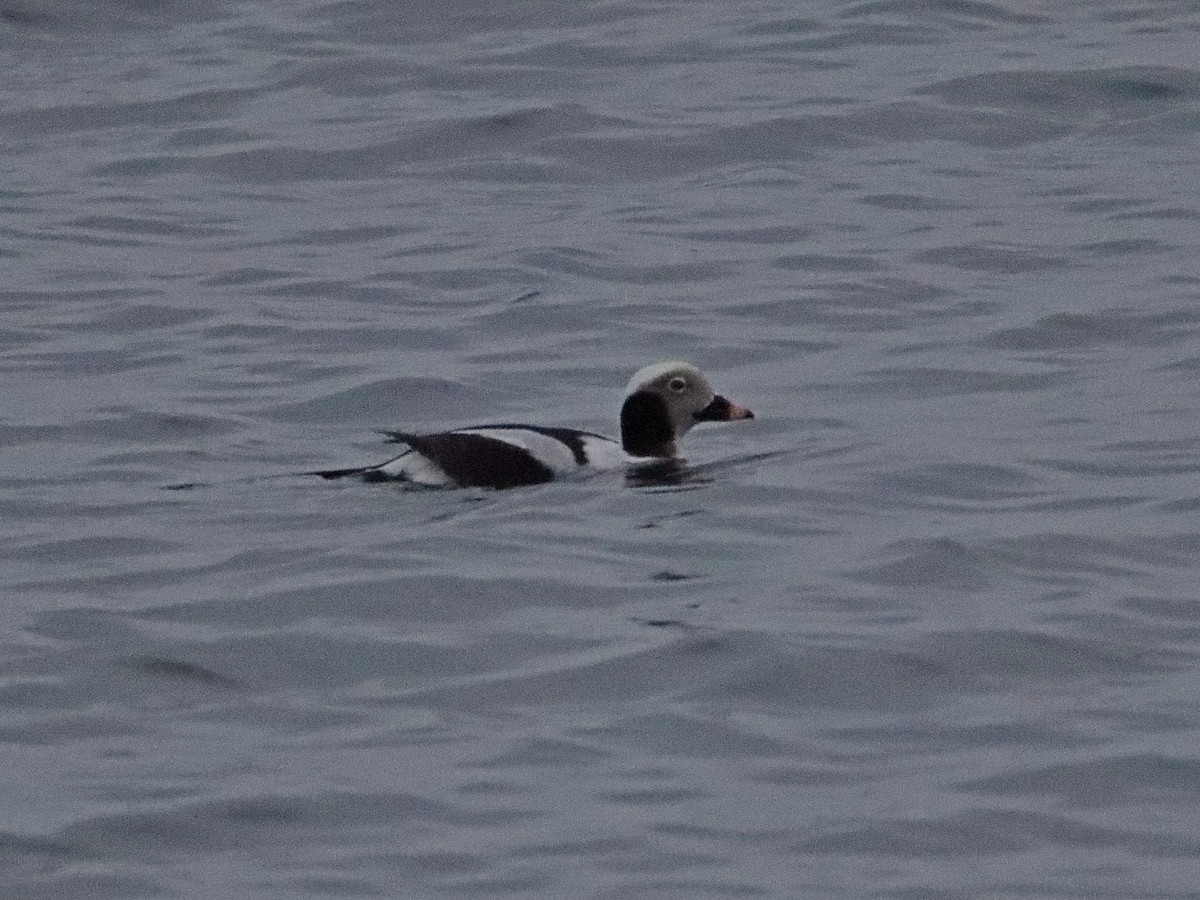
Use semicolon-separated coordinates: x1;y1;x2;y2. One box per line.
3;1;1200;897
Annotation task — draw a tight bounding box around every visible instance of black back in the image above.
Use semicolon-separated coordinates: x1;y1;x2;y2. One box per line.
619;391;674;457
456;425;602;465
387;431;556;489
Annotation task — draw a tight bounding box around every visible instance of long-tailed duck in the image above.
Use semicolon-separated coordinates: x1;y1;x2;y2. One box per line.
315;361;754;489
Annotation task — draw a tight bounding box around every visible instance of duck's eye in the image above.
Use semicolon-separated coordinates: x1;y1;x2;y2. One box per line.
667;377;688;393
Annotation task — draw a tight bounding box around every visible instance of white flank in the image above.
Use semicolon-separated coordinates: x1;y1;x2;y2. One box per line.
377;449;453;486
577;434;629;468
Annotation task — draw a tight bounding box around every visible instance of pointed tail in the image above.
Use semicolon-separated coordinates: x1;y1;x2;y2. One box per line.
310;464;387;481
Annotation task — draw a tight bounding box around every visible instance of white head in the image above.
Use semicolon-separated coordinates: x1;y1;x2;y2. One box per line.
620;361;753;458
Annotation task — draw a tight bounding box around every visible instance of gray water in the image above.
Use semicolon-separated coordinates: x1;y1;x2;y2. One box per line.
3;1;1200;897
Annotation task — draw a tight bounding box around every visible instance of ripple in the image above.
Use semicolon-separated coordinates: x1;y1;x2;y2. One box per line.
960;753;1200;804
798;808;1199;856
843;366;1066;397
920;66;1200;122
981;309;1200;351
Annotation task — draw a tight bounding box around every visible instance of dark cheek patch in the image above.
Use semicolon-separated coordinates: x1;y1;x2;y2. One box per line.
620;391;674;457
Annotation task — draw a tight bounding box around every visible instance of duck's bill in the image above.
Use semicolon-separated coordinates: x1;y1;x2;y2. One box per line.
695;394;755;422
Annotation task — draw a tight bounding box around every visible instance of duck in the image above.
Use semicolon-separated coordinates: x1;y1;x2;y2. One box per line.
315;361;754;489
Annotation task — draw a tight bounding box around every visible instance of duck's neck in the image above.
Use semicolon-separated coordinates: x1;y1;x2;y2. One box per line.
620;391;677;458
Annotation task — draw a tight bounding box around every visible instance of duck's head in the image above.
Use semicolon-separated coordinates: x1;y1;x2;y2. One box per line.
619;361;754;458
